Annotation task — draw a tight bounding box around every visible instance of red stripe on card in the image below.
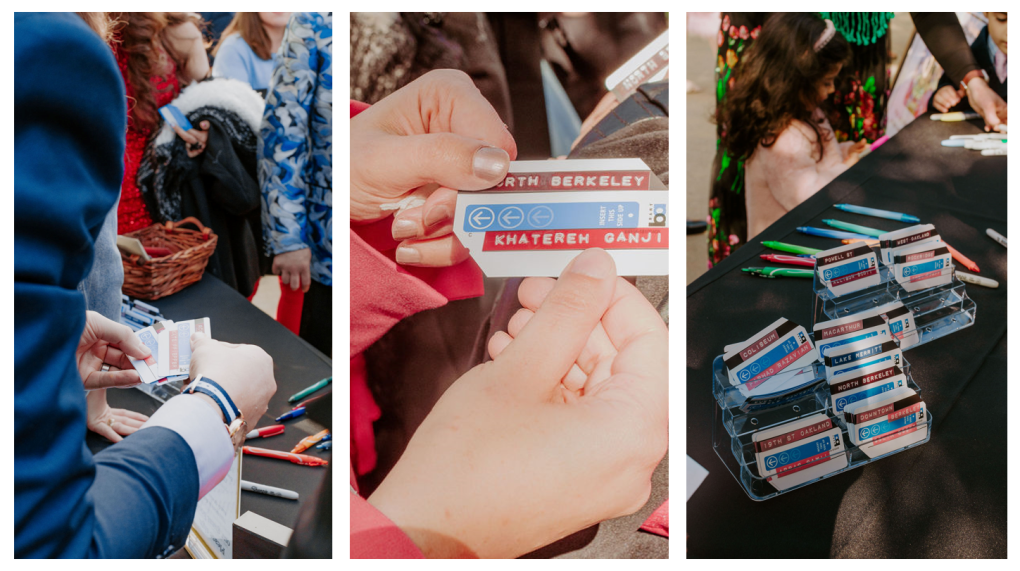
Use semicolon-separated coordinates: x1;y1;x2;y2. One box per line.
754;419;833;453
744;342;812;390
904;250;935;262
830;267;878;286
909;269;943;283
492;170;651;191
169;330;179;370
482;228;667;251
887;402;921;421
773;450;834;479
871;423;919;446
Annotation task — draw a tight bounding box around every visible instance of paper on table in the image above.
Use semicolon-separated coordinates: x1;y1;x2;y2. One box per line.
687;455;709;501
186;454;241;559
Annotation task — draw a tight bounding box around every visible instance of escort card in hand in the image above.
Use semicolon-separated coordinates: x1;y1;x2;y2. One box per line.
454;158;668;277
815;242;880;297
752;413;847;491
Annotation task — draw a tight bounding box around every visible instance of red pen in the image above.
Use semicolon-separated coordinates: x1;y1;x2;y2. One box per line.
245;425;285;439
243;446;329;466
292;393;327;411
760;254;815;267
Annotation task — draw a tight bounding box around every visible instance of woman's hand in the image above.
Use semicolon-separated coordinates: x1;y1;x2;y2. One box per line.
965;76;1007;131
368;249;668;558
351;69;517;267
932;85;965;113
172;120;210;158
77;311;152;390
842;139;868;167
86;389;149;443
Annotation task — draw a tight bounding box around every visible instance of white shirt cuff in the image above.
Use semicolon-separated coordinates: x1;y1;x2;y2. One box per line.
139;394;234;498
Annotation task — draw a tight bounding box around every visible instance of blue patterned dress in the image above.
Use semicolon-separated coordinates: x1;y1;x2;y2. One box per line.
259;12;332;285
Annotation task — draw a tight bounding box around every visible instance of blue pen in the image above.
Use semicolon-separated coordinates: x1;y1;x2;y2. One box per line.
833;204;920;223
316;441;332;450
319;433;331;443
797;226;874;241
275;407;306;422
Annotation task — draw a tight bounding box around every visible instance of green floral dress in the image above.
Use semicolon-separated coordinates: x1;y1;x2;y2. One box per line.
707;12;894;268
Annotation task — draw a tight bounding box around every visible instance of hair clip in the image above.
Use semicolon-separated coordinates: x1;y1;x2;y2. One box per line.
814;19;836;52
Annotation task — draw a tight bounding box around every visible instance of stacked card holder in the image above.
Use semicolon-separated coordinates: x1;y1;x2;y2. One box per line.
810;246;976;346
711;335;932;500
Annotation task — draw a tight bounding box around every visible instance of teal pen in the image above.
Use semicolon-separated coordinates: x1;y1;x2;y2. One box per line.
797;226;873;240
288;376;332;403
822;219;884;237
742;267;814;278
832;204;920;223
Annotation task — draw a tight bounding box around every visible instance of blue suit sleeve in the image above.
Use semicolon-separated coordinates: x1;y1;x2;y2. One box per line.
14;13;199;559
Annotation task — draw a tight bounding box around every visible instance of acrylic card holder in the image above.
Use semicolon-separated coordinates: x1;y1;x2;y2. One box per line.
712;335;932;500
810;246;976;350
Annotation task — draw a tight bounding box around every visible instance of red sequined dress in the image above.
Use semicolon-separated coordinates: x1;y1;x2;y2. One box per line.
113;39;181;235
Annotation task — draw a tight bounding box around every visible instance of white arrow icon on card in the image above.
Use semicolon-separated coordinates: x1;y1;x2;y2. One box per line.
499;207;523;229
468;207;495;230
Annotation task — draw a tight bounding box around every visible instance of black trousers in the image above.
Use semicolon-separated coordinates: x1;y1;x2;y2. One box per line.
300;279;332;357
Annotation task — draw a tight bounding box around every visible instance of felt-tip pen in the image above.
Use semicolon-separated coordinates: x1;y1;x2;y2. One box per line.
275;407;306;422
930;112;980;121
760;254;815;267
291;429;330;454
742;267;814;278
242;446;329;466
241;480;299;500
833;204;920;223
246;425;285;439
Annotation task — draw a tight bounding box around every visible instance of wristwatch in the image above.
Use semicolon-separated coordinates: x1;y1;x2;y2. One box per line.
184;375;247;453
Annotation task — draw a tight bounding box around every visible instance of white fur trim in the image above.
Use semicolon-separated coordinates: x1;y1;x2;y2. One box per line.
153;78;265;146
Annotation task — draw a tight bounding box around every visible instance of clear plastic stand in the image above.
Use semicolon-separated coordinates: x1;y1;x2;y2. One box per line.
810;248;976;350
712;347;931;501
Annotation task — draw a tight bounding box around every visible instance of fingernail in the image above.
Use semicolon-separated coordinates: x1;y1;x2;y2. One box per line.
472;146;510;181
396;246;421;264
424;205;451;228
566;248;614;279
391;218;419;240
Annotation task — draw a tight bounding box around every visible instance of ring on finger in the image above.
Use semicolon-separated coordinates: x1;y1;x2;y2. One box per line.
107;418;115;427
101;364;111;372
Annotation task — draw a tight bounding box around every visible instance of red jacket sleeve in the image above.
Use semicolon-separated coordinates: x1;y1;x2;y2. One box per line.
349;100;484;559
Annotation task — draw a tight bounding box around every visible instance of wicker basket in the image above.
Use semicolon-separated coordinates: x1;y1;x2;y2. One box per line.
121;217;218;300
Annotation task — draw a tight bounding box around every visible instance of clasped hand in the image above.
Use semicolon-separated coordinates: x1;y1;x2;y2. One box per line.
368;249;668;558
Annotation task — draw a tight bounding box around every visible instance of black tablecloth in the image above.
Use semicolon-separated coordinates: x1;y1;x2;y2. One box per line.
87;274;332;534
686;115;1007;558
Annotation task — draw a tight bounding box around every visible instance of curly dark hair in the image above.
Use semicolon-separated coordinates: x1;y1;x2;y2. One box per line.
108;12;205;133
719;13;851;163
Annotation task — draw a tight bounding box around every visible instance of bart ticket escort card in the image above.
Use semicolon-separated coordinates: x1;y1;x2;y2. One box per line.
828;360;907;414
892;242;953;293
752;413;847;491
453;159;668;277
723;317;818;390
824;336;902;380
879;224;940;265
815;242;880;297
843;388;928;457
604;30;669;101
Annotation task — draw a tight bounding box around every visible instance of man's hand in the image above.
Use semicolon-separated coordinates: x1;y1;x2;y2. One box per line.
966;77;1007;131
188;333;276;426
368;249;668;558
86;389;149;443
77;311;151;390
932;85;965;113
351;69;517;267
273;248;312;292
